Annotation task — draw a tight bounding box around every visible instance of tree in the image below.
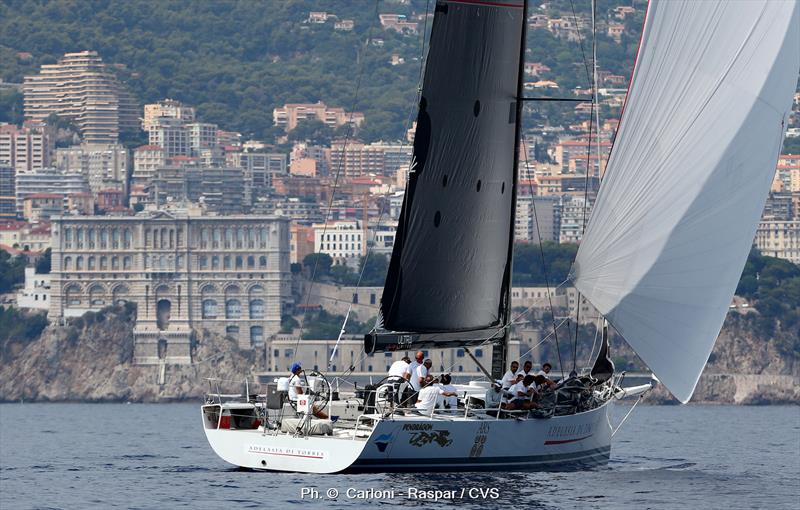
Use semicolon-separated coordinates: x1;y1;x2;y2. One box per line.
303;253;333;277
287;118;334;145
35;248;51;274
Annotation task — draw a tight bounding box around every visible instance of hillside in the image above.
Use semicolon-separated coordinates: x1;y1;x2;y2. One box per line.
0;0;647;142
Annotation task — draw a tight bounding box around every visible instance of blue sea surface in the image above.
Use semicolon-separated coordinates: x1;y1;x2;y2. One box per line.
0;403;798;509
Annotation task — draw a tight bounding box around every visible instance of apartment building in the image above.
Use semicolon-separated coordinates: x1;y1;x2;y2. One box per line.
0;165;15;218
142;99;196;132
55;143;128;193
23;51;138;143
0;123;53;173
273;101;365;131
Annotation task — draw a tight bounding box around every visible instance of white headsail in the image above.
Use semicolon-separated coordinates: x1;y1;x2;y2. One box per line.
572;0;800;403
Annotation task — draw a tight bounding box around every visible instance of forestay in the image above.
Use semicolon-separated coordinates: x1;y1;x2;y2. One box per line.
572;0;800;402
366;0;526;352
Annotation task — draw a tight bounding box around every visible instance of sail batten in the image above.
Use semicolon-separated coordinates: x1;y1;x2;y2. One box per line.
369;0;526;352
573;0;800;403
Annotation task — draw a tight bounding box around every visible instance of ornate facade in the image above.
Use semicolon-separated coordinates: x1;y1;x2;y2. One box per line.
49;210;290;365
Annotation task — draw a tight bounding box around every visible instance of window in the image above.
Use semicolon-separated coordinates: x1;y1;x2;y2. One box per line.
99;256;107;270
64;256;72;270
87;229;95;248
64;228;72;247
123;229;132;249
175;255;182;270
112;256;119;270
352;293;358;304
212;256;219;269
202;299;218;319
199;256;208;269
226;325;239;338
76;256;83;270
111;229;119;249
457;349;465;358
274;349;280;357
247;255;255;269
249;299;265;319
87;257;95;270
475;349;483;358
224;255;231;269
259;256;267;268
235;256;243;269
250;326;264;347
201;228;209;248
225;299;241;319
284;349;293;358
370;293;376;305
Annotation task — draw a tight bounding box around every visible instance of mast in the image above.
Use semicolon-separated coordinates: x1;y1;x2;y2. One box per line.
491;0;529;380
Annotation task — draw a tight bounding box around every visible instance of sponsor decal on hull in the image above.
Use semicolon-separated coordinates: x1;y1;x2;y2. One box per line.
544;422;594;446
403;423;453;447
246;444;328;460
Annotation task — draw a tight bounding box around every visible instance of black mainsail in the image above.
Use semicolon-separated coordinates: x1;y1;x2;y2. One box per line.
365;0;527;355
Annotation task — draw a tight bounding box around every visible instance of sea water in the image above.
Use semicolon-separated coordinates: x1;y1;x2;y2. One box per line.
0;403;797;509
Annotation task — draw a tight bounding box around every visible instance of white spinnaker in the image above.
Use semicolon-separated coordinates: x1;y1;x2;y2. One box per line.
572;0;800;403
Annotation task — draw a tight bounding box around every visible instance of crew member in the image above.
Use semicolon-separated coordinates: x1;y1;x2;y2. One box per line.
288;363;328;419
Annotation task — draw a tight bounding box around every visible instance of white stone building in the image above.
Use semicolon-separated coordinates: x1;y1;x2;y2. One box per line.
16;267;51;310
49;209;291;365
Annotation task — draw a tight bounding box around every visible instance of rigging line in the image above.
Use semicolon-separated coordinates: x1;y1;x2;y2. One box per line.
295;0;382;357
354;0;431;305
567;0;594;89
332;0;433;376
573;0;599;374
520;134;565;377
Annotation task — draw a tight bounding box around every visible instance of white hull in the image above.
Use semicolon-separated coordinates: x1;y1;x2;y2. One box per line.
202;401;613;473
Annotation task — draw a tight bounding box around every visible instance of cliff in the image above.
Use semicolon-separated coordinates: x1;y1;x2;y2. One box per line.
0;304;260;402
0;305;796;404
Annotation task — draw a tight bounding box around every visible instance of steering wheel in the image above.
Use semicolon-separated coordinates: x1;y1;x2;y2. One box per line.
304;370;332;413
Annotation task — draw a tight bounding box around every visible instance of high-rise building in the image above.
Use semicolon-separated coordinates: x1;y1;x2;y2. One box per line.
559;195;594;244
131;145;166;187
55;143;128;193
187;122;218;156
14;167;91;217
515;195;560;243
0;165;15;218
23;51;138;144
142;99;195;132
230;151;287;196
0;123;54;173
148;117;189;157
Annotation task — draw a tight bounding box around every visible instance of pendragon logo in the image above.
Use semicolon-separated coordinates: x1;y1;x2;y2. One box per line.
408;430;453;448
373;433;393;452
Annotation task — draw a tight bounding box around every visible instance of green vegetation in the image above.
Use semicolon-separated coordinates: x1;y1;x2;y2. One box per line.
303;252;389;287
0;307;48;360
513;242;577;286
735;249;800;340
0;249;26;293
35;248;51;274
300;309;373;340
0;0;651;142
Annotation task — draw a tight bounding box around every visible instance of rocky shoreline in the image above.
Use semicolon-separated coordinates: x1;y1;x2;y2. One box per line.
0;305;797;404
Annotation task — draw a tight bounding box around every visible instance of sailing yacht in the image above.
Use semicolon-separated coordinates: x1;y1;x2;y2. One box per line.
201;0;800;473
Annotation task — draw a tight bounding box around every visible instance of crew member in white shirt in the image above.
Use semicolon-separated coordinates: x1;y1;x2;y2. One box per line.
415;376;456;413
501;361;520;389
405;351;425;392
536;362;557;387
388;356;411;378
517;360;534;378
439;374;458;409
288;363;328;419
415;358;432;390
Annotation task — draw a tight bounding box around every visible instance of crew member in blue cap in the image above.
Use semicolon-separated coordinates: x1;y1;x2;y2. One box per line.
288;363;328;419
